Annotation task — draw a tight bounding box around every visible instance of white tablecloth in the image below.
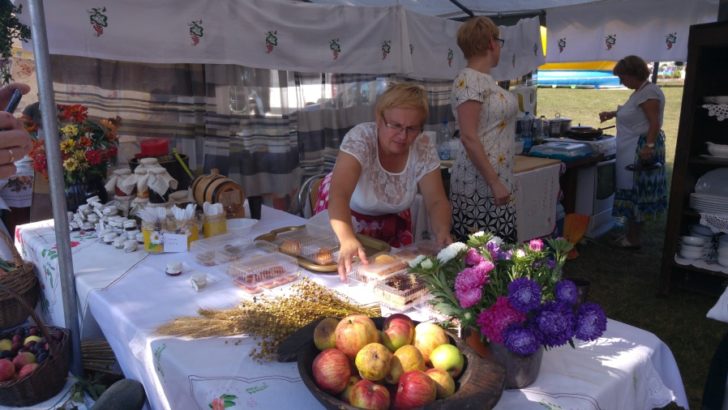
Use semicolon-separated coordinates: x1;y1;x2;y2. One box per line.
16;207;688;410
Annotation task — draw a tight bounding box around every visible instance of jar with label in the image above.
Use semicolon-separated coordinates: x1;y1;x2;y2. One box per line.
109;168;133;197
141;220;164;253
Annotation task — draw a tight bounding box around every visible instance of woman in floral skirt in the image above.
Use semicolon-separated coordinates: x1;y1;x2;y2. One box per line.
450;16;519;242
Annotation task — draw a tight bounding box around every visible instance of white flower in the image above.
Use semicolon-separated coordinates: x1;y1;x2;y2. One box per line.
472;231;485;238
514;249;526;259
487;236;503;247
408;254;426;268
437;242;468;264
421;258;434;269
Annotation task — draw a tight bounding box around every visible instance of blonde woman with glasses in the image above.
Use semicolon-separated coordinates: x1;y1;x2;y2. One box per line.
314;83;452;280
450;16;519;242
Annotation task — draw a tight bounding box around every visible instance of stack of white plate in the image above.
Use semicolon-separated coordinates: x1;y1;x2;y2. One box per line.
690;193;728;214
679;234;713;260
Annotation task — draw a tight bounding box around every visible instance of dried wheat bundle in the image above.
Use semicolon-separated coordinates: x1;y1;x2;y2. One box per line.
157;278;379;360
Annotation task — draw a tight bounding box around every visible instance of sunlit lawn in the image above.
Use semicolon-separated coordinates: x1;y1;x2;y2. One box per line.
538;85;727;409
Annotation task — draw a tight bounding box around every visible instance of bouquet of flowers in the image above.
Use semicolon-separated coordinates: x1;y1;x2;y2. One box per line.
409;232;607;356
27;104;120;185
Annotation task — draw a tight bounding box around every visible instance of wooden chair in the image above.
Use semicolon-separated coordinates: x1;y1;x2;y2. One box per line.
295;173;328;217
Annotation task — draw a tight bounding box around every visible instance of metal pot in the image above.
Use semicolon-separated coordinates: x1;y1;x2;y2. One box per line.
548;118;571;137
565;125;615;140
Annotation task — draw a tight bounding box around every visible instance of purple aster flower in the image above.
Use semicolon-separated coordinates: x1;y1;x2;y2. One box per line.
465;248;485;266
455;286;482;308
546;259;557;270
486;241;500;260
554;280;578;306
534;301;575;347
503;324;541;356
529;239;544;251
507;277;542;313
574;302;607;341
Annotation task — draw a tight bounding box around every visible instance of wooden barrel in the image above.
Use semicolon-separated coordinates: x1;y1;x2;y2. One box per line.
191;169;246;218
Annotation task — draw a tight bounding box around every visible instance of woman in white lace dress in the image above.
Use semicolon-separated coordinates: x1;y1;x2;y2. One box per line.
450;16;519;242
316;83;452;280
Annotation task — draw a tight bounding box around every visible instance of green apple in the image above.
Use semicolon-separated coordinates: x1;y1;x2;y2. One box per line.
429;343;464;378
0;339;11;352
413;323;448;365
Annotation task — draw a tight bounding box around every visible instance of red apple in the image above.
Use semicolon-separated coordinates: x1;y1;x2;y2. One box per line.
429;343;464;378
381;313;415;352
335;314;379;359
392;370;437;409
413;322;449;365
0;359;15;381
339;375;361;404
425;368;456;398
12;351;36;371
313;317;340;351
349;379;391;410
312;348;352;395
385;344;426;384
17;363;38;379
355;343;392;382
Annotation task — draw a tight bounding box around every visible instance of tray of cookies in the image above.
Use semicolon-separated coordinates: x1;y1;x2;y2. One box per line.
228;253;300;294
254;225;390;273
351;253;409;285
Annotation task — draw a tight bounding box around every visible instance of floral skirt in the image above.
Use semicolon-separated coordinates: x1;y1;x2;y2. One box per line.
613;132;668;223
313;173;414;248
451;189;517;243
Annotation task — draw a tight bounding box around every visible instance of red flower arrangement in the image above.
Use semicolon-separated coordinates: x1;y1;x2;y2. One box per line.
27;104;120;185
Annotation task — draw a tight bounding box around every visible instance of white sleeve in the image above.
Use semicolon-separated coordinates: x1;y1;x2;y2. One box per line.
339;123;374;167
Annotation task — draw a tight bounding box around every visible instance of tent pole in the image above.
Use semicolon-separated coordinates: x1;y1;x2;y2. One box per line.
449;0;474;17
26;0;82;377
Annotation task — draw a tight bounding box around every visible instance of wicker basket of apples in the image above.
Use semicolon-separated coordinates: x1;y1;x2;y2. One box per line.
297;313;506;409
0;284;71;407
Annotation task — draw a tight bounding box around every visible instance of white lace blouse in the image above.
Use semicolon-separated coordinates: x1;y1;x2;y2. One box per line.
339;122;439;216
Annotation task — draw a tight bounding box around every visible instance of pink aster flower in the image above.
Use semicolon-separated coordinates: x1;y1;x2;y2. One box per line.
465;248;485;266
476;296;527;344
455;266;487;292
455;286;482;308
529;239;544;251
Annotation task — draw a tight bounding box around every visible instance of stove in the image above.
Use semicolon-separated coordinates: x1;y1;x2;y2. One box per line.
544;134;616;159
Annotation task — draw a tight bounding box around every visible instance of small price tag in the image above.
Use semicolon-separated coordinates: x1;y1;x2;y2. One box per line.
163;233;189;253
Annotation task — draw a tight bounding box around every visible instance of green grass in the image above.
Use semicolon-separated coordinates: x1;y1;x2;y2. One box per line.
538;85;727;409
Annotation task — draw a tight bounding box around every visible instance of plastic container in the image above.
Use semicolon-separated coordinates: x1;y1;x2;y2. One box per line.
274;227;340;264
352;254;408;285
228;253;299;294
373;272;429;311
393;240;440;261
191;235;253;266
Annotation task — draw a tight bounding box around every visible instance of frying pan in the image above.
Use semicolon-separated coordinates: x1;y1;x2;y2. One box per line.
564;125;615;140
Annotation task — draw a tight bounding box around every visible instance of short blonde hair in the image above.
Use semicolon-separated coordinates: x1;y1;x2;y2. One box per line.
374;82;429;123
457;16;499;59
613;55;650;82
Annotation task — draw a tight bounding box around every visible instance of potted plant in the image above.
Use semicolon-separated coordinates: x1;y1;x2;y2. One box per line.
0;0;31;84
410;232;608;389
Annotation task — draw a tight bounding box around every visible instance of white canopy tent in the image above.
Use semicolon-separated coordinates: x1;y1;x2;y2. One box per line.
14;0;722;378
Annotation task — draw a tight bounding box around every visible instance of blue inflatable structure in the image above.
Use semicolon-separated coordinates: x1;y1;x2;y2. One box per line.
536;70;621;88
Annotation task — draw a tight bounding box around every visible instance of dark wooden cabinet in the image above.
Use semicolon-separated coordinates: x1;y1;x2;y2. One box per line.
659;21;728;294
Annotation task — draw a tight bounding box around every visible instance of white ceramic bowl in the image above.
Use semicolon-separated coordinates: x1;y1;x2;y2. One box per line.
707;142;728;157
691;224;714;237
695;168;728;196
681;235;706;246
679;248;703;259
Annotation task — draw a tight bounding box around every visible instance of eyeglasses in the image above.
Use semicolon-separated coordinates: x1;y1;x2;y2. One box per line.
495;37;505;47
383;120;422;137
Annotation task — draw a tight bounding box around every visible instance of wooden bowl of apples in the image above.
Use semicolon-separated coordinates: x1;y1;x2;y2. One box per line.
296;314;505;409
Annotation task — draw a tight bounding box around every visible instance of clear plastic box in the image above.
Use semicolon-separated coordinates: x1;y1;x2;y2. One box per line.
190;233;254;266
272;227;340;265
393;240;440;261
228;253;300;294
352;253;409;285
373;272;429;311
